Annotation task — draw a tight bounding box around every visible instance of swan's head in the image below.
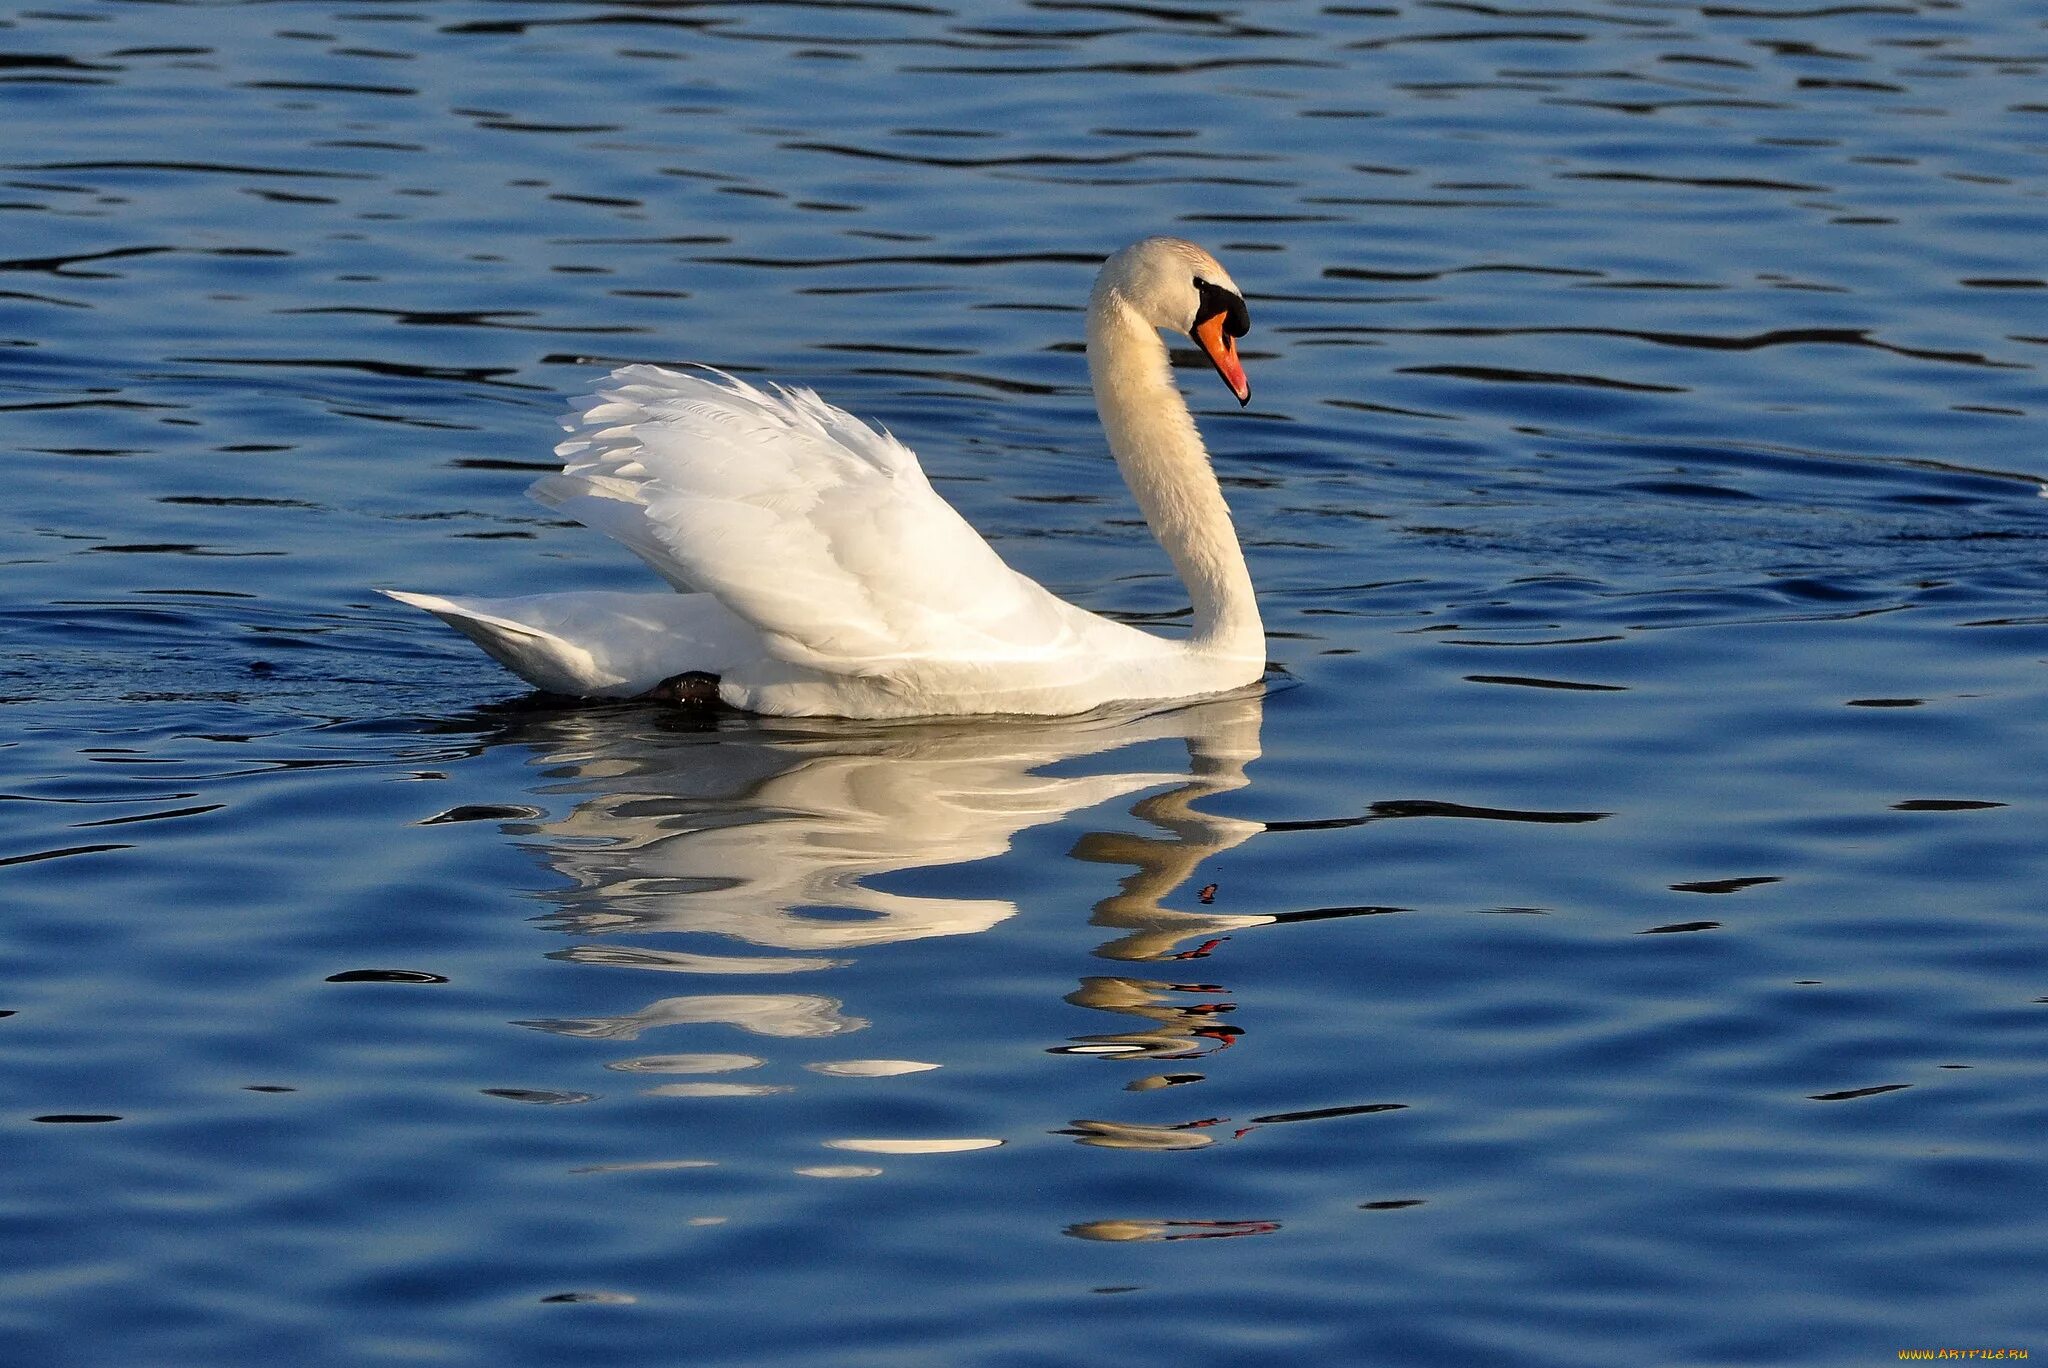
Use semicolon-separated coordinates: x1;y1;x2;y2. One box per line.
1097;237;1253;406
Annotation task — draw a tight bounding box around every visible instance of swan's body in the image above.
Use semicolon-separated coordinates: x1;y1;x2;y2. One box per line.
388;237;1262;719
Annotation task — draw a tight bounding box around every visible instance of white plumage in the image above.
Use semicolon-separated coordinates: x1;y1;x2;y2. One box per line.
387;237;1264;718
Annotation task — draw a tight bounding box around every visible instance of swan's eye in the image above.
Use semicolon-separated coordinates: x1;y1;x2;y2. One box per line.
1192;277;1250;339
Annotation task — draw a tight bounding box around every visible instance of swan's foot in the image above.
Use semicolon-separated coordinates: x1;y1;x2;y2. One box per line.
641;671;723;708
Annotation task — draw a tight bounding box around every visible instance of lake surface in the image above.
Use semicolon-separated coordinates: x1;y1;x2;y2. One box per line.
4;1;2046;1363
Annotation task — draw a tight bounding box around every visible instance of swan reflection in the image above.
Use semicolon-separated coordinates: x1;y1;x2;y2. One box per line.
499;685;1269;963
522;991;866;1041
482;688;1278;1151
1052;976;1243;1063
1065;1218;1281;1243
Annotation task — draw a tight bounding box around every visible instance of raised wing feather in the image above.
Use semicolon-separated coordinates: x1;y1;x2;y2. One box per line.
540;365;1085;678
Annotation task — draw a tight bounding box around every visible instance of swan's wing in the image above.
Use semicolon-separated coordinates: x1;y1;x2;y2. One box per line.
540;365;1085;678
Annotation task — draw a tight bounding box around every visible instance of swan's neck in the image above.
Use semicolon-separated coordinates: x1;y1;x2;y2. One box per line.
1086;289;1263;661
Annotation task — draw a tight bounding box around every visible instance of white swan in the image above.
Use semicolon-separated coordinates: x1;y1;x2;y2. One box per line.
386;236;1262;718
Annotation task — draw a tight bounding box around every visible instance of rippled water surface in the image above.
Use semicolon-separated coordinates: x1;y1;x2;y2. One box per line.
5;1;2047;1364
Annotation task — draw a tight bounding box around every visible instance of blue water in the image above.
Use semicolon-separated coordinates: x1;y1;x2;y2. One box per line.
4;1;2046;1364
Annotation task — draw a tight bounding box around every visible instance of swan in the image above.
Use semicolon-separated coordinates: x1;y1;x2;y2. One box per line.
385;236;1262;718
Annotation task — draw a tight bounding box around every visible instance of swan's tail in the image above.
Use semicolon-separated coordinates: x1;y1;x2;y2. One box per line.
382;590;613;696
384;588;734;698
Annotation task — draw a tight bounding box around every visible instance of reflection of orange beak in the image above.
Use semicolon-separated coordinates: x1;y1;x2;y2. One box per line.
1192;313;1250;407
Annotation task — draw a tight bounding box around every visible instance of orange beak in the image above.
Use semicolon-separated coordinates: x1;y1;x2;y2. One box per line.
1192;312;1250;407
